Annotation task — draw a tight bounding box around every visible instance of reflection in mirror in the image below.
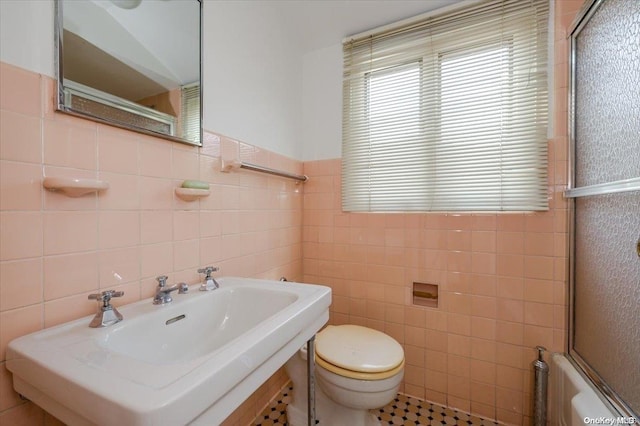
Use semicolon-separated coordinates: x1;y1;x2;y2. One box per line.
55;0;202;146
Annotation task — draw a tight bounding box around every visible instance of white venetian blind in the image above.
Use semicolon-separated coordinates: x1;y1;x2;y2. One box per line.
342;0;549;212
181;83;201;143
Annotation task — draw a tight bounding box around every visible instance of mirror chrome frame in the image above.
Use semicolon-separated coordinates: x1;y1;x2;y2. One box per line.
53;0;202;147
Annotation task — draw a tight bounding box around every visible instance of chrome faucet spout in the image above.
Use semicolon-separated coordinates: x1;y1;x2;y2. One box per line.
153;276;188;305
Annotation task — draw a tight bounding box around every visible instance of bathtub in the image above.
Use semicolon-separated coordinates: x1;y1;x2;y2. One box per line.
550;353;637;425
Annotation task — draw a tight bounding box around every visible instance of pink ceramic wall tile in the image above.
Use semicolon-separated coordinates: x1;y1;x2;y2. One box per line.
43;119;97;170
447;334;471;357
101;281;141;307
496;299;524;323
447;230;472;251
140;211;172;244
470;359;496;385
471;295;497;319
471;317;496;340
496;254;524;277
0;63;41;117
525;215;555;233
97;126;139;174
471;381;496;407
173;239;199;271
523;279;554;304
97;172;140;210
471;252;496;275
523;324;553;349
495;343;524;369
0;161;42;211
524;232;554;256
200;131;220;158
0;397;44;424
173;211;200;241
0;110;42;163
496;387;524;418
41;76;57;121
471;231;496;253
523;302;554;328
139;140;172;178
220;136;239;163
197;155;218;186
448;374;471;400
496;214;525;232
470;274;496;297
0;304;42;361
425;349;448;374
446;251;472;273
496;321;524;346
98;247;140;288
470;338;496;363
98;211;139;250
447;313;471;336
172;148;199;180
497;277;524;300
523;256;554;280
138;177;174;210
497;232;525;254
140;242;173;279
43;252;99;301
0;212;43;261
0;259;43;311
384;304;404;324
43;292;96;328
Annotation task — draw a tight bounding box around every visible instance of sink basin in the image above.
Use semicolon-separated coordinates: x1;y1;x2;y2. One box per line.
7;277;331;425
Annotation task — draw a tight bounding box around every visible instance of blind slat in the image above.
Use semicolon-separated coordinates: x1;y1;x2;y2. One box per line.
180;83;200;143
342;0;549;212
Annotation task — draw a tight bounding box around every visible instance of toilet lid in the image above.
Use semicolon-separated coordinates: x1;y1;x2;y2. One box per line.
315;325;404;373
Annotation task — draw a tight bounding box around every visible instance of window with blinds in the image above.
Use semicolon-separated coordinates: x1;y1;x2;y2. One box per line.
342;0;550;212
181;83;201;143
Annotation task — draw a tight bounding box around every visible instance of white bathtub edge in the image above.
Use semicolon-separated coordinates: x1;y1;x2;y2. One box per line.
550;353;634;426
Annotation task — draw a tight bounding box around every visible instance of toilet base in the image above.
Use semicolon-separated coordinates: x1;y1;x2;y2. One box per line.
286;386;381;426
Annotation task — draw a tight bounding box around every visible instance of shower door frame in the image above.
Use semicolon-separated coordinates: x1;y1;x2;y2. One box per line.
566;0;640;419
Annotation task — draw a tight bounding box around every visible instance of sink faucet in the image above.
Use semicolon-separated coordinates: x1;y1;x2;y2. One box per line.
153;276;188;305
88;290;124;328
197;266;220;291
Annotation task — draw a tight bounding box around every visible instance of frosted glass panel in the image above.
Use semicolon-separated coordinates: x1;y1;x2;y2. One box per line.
574;0;640;187
573;192;640;414
570;0;640;417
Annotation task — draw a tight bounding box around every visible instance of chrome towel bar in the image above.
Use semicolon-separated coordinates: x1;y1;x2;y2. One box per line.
221;159;308;183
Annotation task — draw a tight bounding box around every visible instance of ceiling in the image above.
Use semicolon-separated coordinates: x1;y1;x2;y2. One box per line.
269;0;466;54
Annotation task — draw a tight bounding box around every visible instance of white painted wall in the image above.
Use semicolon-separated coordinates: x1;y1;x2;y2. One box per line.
0;0;55;77
0;0;304;160
301;44;343;161
203;1;303;159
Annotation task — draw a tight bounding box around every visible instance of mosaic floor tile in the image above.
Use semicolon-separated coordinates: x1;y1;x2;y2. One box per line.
253;387;499;426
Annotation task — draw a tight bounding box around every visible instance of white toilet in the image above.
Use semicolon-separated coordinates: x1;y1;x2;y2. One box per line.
285;325;405;426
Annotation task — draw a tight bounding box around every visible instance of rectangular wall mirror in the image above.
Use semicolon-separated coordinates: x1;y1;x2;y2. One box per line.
55;0;202;146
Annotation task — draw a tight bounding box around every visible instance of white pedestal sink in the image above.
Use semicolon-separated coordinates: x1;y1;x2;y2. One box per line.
7;277;331;425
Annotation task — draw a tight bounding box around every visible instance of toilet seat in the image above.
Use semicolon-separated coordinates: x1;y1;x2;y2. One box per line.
315;325;404;380
316;355;405;380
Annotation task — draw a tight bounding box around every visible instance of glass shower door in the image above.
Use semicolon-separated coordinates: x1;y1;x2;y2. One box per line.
567;0;640;418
